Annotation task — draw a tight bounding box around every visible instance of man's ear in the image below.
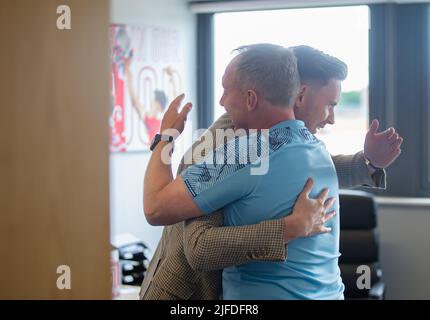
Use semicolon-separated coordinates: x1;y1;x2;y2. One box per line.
246;89;258;111
295;85;308;108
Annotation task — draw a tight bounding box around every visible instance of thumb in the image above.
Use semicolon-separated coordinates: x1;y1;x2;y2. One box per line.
368;119;379;135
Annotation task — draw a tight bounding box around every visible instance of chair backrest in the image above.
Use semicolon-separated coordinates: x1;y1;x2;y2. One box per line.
339;190;383;299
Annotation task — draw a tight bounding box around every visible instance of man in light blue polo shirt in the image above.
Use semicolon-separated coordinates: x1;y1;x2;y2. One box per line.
143;43;343;299
181;118;343;299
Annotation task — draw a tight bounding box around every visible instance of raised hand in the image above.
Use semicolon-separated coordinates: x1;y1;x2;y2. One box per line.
164;66;175;77
160;94;193;138
364;119;403;168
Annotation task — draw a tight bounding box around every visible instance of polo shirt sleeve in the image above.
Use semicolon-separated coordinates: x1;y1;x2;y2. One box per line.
181;159;253;215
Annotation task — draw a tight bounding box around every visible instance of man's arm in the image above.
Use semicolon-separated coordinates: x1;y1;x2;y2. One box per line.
183;179;336;271
143;94;204;226
144;174;204;226
144;101;272;226
184;212;286;271
144;98;260;226
332;151;386;189
124;57;147;122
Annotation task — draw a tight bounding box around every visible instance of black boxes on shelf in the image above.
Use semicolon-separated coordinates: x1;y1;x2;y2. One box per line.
112;234;149;287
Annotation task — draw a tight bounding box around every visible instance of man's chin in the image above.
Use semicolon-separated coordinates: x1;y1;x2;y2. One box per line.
314;125;326;134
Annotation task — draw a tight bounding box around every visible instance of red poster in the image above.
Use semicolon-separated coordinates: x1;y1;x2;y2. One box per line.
110;24;183;152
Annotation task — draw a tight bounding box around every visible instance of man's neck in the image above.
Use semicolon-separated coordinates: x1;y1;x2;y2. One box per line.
246;106;296;130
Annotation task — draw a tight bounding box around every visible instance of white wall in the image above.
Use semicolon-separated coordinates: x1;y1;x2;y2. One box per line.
376;199;430;299
109;0;196;255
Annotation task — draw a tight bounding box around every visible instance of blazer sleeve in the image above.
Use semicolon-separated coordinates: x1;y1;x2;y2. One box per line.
179;112;287;272
183;211;287;272
332;151;386;189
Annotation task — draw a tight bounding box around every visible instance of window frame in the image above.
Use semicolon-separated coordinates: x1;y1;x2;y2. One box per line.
197;3;430;197
369;3;430;197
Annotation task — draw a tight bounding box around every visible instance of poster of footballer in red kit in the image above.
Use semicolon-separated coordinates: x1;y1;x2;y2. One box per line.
110;24;183;152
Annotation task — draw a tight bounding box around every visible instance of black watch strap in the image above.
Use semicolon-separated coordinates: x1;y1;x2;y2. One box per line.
150;134;173;151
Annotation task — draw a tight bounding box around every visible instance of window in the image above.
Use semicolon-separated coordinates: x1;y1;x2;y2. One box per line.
213;6;369;155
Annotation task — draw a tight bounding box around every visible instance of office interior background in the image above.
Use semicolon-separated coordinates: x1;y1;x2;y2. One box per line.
1;0;430;299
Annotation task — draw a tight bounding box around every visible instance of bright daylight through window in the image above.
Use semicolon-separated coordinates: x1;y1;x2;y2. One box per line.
214;6;369;155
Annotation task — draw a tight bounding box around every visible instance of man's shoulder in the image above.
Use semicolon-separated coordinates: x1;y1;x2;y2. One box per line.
267;125;322;153
210;113;233;131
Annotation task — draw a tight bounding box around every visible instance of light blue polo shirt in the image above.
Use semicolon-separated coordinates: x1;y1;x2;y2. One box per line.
181;119;344;300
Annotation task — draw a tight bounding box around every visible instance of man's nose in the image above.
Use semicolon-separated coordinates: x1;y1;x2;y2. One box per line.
219;96;225;108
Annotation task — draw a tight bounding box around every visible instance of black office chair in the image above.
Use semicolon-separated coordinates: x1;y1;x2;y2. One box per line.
339;190;385;300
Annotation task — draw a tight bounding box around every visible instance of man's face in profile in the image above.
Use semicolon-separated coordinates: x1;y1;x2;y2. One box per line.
294;78;341;134
219;57;248;129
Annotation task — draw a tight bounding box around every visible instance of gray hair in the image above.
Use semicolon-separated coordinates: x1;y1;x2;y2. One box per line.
233;43;300;107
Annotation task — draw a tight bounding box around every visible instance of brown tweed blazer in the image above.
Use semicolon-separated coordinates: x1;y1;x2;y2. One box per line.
140;113;386;300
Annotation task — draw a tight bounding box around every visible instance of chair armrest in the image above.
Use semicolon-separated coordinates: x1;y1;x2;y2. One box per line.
368;280;385;300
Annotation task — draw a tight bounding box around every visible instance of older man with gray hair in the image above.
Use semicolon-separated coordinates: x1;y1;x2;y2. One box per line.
143;43;345;299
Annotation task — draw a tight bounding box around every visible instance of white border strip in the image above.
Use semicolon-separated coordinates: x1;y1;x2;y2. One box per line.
189;0;430;14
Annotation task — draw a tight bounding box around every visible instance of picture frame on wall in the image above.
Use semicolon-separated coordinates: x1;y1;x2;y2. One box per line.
110;24;183;152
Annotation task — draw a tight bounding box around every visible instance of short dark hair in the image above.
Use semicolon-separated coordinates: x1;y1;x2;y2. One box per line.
154;90;167;110
233;43;300;107
290;45;348;86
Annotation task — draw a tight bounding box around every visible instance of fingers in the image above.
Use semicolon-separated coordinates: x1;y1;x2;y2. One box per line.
368;119;379;134
179;102;193;121
376;127;395;140
323;197;336;211
322;210;337;223
308;210;337;237
310;225;332;236
168;93;185;112
312;210;337;236
299;178;314;199
386;127;396;140
319;226;332;233
390;147;402;159
317;187;329;204
391;136;403;149
388;132;399;144
388;134;403;159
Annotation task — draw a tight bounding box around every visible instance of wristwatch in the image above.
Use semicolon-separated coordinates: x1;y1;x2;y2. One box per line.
364;155;382;176
150;133;174;151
